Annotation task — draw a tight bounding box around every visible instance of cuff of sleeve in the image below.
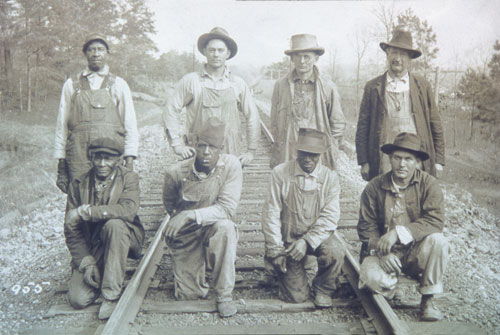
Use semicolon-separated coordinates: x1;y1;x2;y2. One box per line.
77;205;92;221
395;225;413;245
194;210;202;225
170;137;183;147
302;235;318;250
78;255;96;271
265;247;286;259
367;237;380;255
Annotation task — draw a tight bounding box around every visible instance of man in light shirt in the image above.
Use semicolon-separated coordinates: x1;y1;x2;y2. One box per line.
355;27;445;181
357;132;449;322
163;27;259;167
162;117;241;318
54;33;139;193
262;128;344;308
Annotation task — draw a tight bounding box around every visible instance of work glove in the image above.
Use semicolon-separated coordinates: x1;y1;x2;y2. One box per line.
270;255;287;274
56;159;69;193
79;256;101;289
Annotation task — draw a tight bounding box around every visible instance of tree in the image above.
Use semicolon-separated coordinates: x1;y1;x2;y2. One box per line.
373;1;397;42
351;27;370;112
396;8;439;79
263;57;290;80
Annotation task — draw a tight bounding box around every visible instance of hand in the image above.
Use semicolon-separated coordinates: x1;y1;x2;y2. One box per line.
285;239;307;262
360;163;370;181
124;156;134;170
173;145;196;160
65;209;80;228
377;229;398;256
435;163;443;172
271;255;287;273
238;151;254;167
56;159;69;193
164;211;195;243
379;253;402;275
83;264;101;289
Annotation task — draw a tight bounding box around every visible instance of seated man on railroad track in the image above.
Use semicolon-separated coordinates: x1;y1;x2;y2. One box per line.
162;117;242;318
64;137;145;320
357;132;450;322
262;128;345;308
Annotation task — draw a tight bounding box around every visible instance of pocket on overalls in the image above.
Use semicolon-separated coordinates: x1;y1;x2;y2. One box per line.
302;192;318;220
89;91;111;122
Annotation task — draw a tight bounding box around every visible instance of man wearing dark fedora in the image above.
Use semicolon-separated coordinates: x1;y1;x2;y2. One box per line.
355;27;445;181
163;27;259;167
162;117;242;318
55;33;139;193
64;137;144;319
357;132;449;322
262;128;345;308
270;34;345;170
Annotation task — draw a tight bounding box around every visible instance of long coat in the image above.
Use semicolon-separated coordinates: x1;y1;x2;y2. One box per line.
270;67;345;170
355;72;445;180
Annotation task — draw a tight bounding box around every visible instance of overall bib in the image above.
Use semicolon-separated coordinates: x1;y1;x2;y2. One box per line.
66;75;125;180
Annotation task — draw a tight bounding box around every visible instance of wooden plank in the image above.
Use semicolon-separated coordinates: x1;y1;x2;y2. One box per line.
55;280;160;294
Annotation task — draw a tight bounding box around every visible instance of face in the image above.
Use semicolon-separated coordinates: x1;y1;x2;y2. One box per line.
386;47;411;78
291;51;318;76
297;150;321;174
203;39;231;70
194;139;222;172
85;41;108;72
389;150;419;182
92;151;120;179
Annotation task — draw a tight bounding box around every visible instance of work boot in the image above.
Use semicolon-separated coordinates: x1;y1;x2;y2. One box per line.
420;295;442;321
217;300;237;318
98;299;118;320
313;292;333;308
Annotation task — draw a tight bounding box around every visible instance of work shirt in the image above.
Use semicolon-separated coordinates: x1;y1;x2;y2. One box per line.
262;160;340;258
54;65;139;159
162;154;243;226
291;71;317;129
163;66;259;152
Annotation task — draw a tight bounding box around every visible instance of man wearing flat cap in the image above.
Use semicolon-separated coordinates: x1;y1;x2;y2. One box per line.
355;27;445;181
163;27;259;167
64;137;144;319
162;117;242;317
270;34;345;170
262;128;345;308
54;33;139;193
357;132;449;321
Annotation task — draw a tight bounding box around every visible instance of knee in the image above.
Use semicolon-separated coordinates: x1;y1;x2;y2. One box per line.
212;220;236;238
359;256;397;294
67;289;93;309
424;233;449;250
318;242;345;268
101;219;127;237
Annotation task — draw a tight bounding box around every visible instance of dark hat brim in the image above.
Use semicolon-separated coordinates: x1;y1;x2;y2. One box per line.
296;144;327;154
89;147;122;156
380;143;429;161
380;42;421;59
82;38;109;54
198;33;238;59
284;47;325;56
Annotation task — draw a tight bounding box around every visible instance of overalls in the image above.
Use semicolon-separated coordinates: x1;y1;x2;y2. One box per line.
66;74;125;180
189;76;242;155
167;164;238;303
276;167;344;303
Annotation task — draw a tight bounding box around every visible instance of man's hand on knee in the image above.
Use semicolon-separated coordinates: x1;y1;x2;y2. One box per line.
377;229;398;255
286;239;307;262
164;210;195;243
379;253;401;275
79;256;101;289
271;255;287;274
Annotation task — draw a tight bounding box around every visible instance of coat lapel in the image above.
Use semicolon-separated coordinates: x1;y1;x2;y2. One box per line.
375;72;387;114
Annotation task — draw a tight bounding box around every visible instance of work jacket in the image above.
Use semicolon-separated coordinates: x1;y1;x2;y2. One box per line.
355;72;445;180
64;165;144;269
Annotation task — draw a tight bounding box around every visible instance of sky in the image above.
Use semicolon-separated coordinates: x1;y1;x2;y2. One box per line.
145;0;500;72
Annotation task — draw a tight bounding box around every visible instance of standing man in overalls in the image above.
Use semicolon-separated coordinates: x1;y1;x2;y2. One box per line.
262;128;345;308
162;117;242;318
54;33;139;193
163;27;259;167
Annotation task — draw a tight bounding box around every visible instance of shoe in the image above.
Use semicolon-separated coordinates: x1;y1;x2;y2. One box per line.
313;292;333;308
217;300;237;318
98;299;118;320
420;295;443;322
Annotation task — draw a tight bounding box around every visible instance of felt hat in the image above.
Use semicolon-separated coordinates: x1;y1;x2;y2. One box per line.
197;117;226;147
380;27;422;59
88;137;123;156
197;27;238;59
381;132;429;161
82;33;109;53
295;128;328;154
284;34;325;56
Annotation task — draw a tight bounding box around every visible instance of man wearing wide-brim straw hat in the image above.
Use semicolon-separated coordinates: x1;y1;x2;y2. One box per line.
270;33;346;170
357;132;449;322
355;26;445;182
262;128;345;308
163;27;259;167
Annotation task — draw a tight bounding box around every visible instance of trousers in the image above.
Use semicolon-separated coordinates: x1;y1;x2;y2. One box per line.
277;234;345;303
67;219;140;308
168;219;238;302
359;233;449;297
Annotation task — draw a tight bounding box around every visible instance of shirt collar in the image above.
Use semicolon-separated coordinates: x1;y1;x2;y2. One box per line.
387;71;409;84
192;156;225;180
200;65;230;80
82;64;109;77
93;166;116;184
381;169;421;191
292;69;316;83
294;160;321;178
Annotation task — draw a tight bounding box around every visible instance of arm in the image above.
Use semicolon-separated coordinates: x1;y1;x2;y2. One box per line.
238;79;260;152
426;83;445;165
357;182;382;254
162;168;180;215
116;78;139;159
261;168;285;258
195;156;243;225
54;79;73;159
355;84;371;166
327;82;346;141
163;75;194;148
301;170;340;250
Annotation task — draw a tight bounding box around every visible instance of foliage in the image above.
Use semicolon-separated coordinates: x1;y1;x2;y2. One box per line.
262;57;290;80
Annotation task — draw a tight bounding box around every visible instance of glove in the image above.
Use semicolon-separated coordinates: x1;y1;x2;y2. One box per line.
270;255;287;274
56;159;69;193
79;256;101;289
